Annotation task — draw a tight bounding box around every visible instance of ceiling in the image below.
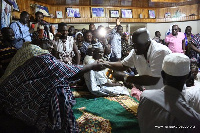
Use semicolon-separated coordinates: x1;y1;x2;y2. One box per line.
33;0;199;8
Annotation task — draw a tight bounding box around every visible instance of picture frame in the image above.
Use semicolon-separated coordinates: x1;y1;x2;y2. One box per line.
91;7;105;18
149;10;156;18
56;11;63;18
7;0;19;11
110;0;119;6
1;0;12;29
91;0;103;5
35;5;50;17
121;9;132;18
109;10;119;18
121;0;132;6
66;0;79;4
165;12;171;18
66;8;81;18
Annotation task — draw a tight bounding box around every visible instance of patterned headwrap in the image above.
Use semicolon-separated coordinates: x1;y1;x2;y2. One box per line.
123;32;129;36
190;58;197;63
75;32;83;39
92;43;103;49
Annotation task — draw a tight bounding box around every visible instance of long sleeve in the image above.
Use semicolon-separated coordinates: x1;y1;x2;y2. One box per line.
110;33;121;59
10;22;22;40
10;22;31;49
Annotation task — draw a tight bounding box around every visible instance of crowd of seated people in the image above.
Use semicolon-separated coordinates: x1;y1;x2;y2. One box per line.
0;10;200;132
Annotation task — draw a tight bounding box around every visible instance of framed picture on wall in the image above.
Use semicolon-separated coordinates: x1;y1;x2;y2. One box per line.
35;5;50;17
121;9;132;18
66;8;81;18
91;0;103;5
121;0;132;6
66;0;79;4
164;12;171;18
7;0;19;11
109;10;119;18
56;11;63;18
110;0;119;6
1;0;12;29
91;7;105;17
149;10;155;18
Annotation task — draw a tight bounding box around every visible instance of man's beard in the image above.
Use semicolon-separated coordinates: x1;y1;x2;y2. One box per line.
60;35;67;39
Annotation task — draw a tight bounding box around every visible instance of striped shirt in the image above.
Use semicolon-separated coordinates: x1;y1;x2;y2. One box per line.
191;33;200;48
0;42;17;69
10;21;32;49
110;32;121;59
190;33;200;60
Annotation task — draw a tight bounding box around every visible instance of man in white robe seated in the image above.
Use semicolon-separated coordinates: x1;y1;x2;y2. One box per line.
83;45;130;96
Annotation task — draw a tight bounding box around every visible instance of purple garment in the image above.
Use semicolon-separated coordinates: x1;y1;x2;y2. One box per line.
190;33;200;64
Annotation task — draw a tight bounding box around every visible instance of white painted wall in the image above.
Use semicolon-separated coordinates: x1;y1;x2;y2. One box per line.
198;20;200;33
146;20;200;39
65;20;200;39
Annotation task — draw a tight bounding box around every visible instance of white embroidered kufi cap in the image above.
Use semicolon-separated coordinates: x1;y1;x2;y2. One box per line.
92;43;103;49
162;53;190;76
88;44;93;49
75;32;83;39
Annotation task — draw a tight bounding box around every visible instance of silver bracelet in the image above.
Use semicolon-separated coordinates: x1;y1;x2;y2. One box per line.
124;75;129;82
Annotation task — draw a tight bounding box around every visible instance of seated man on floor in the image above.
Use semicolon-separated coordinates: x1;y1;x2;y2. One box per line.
138;53;200;133
0;27;17;77
84;44;130;96
0;40;106;132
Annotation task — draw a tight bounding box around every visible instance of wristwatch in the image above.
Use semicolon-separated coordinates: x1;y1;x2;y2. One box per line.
123;75;129;83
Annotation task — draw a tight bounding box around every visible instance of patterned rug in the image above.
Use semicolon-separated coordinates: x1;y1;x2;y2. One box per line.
72;87;140;133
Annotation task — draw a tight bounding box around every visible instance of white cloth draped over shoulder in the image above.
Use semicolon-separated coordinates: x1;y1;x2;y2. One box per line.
83;56;130;96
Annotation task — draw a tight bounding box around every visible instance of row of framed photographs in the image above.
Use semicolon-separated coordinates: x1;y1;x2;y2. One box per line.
56;8;156;19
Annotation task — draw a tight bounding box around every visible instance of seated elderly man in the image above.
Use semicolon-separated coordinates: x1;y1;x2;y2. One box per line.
83;44;130;96
138;53;200;133
0;41;106;132
0;27;17;77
